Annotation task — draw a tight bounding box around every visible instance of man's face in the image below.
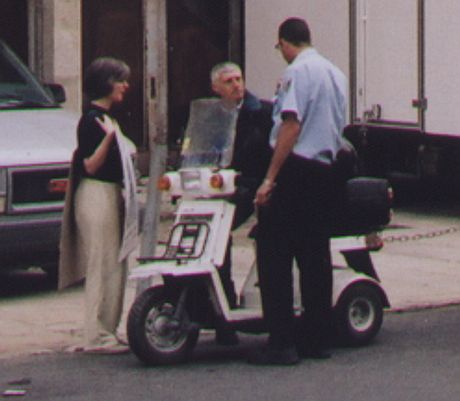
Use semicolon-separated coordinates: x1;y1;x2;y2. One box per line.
212;69;245;103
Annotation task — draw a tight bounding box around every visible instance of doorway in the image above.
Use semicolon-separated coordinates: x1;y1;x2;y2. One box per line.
166;0;243;158
82;0;145;147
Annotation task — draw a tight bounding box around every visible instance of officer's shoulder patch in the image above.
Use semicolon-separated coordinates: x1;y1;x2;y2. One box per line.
282;78;292;92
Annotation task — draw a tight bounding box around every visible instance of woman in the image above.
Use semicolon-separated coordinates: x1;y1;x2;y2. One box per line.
59;57;138;353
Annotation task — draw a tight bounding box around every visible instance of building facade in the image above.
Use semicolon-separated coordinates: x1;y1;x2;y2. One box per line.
1;0;347;161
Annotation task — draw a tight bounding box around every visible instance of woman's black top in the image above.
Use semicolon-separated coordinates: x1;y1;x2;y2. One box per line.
75;104;123;183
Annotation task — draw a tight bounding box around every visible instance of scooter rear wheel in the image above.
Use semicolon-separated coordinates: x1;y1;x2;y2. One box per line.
127;286;199;365
334;282;384;347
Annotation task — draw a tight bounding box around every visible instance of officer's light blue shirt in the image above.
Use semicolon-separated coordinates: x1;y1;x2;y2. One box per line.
270;48;348;164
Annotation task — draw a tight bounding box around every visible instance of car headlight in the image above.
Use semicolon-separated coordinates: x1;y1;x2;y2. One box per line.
0;168;7;213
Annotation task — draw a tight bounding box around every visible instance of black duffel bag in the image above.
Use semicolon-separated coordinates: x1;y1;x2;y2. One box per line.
330;176;392;236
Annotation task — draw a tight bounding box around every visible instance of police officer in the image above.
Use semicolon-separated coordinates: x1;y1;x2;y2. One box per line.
250;17;348;365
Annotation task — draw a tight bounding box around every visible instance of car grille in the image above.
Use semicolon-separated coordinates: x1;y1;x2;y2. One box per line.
9;164;69;213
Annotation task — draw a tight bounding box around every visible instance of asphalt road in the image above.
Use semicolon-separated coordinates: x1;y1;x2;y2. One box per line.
1;306;460;401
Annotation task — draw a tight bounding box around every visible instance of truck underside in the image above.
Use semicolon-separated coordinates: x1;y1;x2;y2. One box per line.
345;125;460;202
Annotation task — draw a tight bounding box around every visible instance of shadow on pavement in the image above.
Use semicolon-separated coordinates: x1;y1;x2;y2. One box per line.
0;269;56;298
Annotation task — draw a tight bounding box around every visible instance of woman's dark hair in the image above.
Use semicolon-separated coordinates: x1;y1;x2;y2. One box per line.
278;17;311;46
83;57;130;100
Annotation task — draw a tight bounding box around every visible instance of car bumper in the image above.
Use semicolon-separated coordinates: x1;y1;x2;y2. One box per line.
0;212;62;268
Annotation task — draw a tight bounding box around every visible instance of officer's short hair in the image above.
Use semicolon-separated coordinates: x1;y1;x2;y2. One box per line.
84;57;130;100
278;17;311;46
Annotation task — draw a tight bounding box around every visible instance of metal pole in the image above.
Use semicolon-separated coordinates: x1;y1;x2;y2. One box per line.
137;0;168;294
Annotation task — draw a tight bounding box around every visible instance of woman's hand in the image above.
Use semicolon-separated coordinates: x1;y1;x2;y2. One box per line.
95;114;116;138
83;115;116;175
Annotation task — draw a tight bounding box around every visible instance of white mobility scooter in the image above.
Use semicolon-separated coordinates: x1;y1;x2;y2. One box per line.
127;99;392;365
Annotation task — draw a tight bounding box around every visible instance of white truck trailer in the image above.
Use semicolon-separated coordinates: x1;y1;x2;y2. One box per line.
244;0;460;195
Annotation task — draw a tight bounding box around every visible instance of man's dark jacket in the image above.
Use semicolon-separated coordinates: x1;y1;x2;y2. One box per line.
229;90;273;228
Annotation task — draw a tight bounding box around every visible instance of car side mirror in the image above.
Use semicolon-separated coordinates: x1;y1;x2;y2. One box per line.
44;83;66;104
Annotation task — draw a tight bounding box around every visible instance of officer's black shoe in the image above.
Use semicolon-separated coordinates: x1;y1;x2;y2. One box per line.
247;346;299;366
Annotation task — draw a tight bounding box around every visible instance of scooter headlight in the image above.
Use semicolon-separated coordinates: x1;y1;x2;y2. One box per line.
180;170;202;192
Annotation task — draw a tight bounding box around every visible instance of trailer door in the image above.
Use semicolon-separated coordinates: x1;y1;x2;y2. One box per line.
424;0;460;137
353;0;422;127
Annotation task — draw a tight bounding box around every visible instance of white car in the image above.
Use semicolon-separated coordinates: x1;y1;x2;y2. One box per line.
0;40;77;278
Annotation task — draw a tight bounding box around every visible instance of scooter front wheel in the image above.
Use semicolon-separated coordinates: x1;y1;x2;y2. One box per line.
334;282;383;347
127;286;199;365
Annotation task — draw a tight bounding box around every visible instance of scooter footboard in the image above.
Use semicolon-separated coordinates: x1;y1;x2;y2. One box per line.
129;260;215;281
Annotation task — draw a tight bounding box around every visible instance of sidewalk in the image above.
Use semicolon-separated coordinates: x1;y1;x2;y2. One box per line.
2;202;460;359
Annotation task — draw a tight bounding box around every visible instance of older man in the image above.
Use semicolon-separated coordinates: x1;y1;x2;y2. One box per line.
206;62;272;344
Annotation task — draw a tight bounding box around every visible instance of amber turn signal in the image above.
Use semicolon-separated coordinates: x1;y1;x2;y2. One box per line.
210;174;224;189
157;175;171;191
48;178;68;194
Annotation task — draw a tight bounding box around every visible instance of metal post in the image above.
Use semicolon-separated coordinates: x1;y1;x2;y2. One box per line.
137;0;168;294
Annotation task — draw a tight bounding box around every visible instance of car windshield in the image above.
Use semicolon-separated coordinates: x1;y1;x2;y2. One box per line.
0;40;56;109
180;98;238;168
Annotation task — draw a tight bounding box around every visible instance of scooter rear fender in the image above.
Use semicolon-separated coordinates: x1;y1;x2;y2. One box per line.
332;267;390;308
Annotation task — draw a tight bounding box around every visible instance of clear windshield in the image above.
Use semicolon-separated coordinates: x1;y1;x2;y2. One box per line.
180;98;238;168
0;40;56;109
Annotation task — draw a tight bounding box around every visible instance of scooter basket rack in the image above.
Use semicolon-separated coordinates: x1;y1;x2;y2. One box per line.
139;222;211;262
